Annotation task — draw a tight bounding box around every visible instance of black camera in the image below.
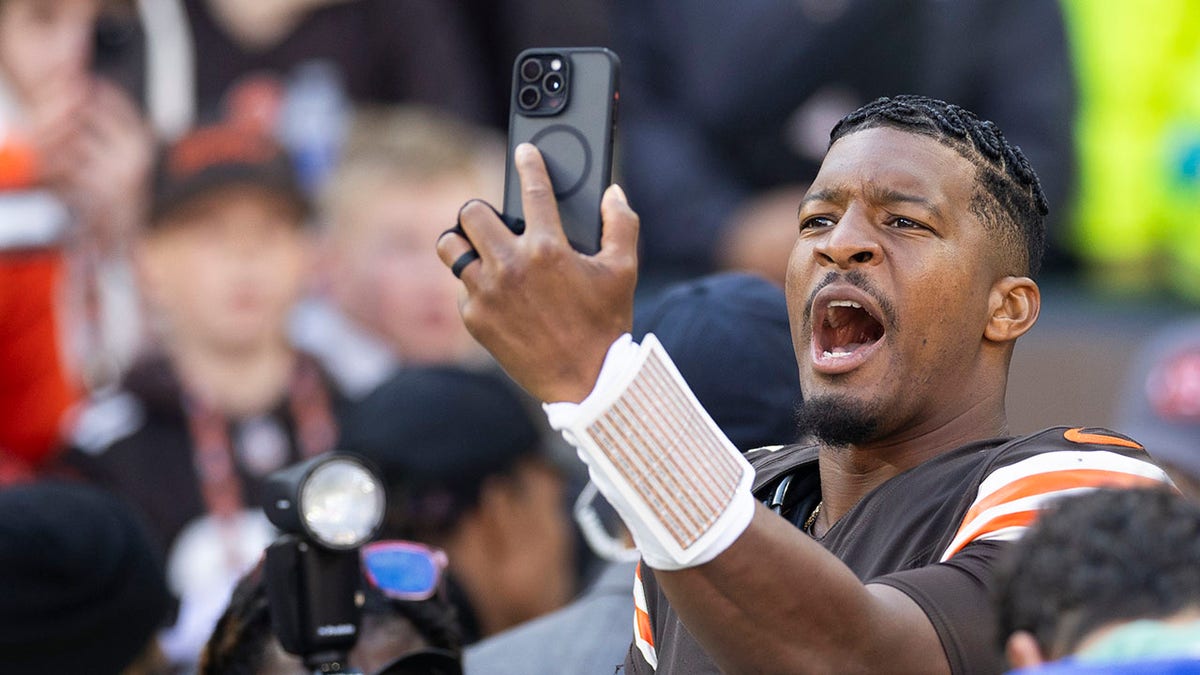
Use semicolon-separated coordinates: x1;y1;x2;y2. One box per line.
263;454;385;673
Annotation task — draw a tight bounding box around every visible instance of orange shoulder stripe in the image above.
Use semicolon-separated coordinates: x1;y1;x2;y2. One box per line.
943;509;1040;559
632;561;656;649
962;469;1166;526
636;606;655;647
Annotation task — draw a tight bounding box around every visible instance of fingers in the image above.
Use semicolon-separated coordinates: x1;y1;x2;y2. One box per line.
436;227;482;285
457;198;518;260
89;79;143;129
599;184;640;266
514;143;566;243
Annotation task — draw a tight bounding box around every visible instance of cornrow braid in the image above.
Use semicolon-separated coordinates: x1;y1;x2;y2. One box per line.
830;95;1048;277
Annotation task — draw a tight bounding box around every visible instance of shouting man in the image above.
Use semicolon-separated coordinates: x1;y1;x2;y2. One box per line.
436;95;1170;673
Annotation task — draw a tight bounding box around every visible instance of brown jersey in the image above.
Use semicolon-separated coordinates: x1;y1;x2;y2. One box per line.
627;426;1171;674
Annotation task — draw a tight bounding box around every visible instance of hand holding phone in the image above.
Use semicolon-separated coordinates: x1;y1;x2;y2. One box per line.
503;48;620;254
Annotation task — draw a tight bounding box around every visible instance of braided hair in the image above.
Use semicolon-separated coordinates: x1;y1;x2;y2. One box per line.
830;95;1048;277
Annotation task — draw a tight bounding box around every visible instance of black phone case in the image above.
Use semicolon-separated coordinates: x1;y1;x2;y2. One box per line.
503;47;620;255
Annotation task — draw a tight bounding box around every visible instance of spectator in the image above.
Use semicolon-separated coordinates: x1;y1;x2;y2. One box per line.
437;95;1171;673
615;0;1076;285
995;488;1200;671
1117;318;1200;498
136;0;494;190
186;0;489;119
61;124;341;666
0;0;153;478
340;366;574;644
0;481;173;674
294;107;501;398
200;557;463;675
465;272;801;674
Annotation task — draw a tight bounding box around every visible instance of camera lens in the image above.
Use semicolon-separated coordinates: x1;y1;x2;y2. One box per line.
518;84;541;109
542;72;565;95
520;58;543;82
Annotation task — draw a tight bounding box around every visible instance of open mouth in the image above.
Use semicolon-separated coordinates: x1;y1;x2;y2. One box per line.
816;299;885;359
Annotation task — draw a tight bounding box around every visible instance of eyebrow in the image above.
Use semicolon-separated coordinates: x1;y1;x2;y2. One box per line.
798;185;944;219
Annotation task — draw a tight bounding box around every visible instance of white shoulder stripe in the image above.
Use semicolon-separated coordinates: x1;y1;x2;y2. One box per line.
633;572;650;613
972;450;1168;505
967;525;1027;545
940;486;1098;561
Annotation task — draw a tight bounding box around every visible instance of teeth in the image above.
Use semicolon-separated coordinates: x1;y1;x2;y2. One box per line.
828;300;863;309
822;350;853;359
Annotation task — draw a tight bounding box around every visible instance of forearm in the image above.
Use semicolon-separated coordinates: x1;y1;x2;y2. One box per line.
653;503;946;674
544;334;948;672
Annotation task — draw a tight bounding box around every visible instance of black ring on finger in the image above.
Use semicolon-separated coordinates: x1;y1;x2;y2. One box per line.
451;249;481;279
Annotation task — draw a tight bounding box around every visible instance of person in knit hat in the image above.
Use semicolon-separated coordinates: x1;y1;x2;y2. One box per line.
0;480;172;674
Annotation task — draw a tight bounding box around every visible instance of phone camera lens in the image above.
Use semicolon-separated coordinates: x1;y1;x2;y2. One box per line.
520;58;543;82
518;84;542;109
542;72;565;95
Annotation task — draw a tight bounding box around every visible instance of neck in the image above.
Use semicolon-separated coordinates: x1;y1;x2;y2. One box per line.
171;337;297;418
814;385;1009;533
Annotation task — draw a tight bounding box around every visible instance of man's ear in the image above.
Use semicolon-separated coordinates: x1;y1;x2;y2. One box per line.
1006;630;1047;669
984;276;1040;344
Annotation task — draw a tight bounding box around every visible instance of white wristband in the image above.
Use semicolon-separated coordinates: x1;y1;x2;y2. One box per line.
544;334;755;570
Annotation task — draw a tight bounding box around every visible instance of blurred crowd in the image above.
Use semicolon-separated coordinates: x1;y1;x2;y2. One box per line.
0;1;1198;674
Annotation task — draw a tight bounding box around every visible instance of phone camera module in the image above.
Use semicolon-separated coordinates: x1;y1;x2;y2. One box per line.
542;72;565;95
518;84;542;110
520;58;544;83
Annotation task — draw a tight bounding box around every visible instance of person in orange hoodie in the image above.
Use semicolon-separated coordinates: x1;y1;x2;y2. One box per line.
0;0;152;480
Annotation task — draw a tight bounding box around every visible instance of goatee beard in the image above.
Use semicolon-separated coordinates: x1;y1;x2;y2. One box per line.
793;395;879;448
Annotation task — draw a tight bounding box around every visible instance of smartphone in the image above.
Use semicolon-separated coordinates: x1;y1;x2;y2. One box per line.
503;47;620;255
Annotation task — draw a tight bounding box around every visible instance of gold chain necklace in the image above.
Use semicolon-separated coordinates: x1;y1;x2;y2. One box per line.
803;500;823;533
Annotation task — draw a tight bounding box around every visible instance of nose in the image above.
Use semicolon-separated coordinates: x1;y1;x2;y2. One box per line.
812;206;883;269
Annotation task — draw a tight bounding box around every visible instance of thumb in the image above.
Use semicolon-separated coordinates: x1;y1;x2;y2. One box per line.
599;184;639;265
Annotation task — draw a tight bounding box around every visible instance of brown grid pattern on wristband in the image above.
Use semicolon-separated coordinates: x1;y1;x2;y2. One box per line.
585;347;743;548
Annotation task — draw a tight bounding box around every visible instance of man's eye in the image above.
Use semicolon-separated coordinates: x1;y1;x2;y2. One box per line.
800;216;835;230
889;217;925;230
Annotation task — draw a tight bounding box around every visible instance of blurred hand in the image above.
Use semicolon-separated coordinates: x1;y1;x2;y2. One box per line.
66;80;153;251
24;72;90;189
436;143;639;403
716;185;809;286
29;78;152;253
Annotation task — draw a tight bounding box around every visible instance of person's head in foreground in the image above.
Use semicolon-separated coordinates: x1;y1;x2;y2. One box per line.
0;481;172;674
339;365;573;641
634;271;802;451
789;94;1048;447
995;488;1200;671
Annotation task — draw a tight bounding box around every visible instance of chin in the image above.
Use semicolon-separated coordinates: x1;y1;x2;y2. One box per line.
208;323;279;352
793;393;881;447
